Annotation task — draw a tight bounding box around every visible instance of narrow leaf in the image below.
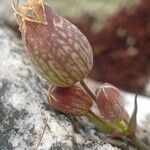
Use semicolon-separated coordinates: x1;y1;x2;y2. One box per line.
128;94;138;134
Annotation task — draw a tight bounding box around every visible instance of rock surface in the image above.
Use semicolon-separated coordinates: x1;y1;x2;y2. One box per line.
0;27;123;150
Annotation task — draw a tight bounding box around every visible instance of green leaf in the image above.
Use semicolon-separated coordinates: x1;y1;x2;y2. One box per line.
127;94;138;135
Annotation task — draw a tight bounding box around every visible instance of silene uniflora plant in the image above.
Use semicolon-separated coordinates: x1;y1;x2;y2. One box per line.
12;0;149;149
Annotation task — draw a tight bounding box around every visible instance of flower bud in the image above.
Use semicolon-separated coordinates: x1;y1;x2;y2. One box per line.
49;85;93;116
96;83;129;124
12;0;93;87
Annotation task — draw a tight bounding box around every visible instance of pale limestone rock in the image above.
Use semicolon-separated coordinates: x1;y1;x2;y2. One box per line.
0;27;121;150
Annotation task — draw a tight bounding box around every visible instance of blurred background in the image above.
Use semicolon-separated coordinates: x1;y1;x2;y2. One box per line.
0;0;149;96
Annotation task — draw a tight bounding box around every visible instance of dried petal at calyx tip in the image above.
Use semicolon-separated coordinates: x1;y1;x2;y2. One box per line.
12;0;93;87
12;0;46;32
96;83;129;124
49;85;93;116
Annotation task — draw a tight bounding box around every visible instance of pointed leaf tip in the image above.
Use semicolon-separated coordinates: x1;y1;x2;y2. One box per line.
128;94;138;135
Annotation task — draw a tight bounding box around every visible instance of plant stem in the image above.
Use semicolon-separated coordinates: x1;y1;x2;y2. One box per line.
80;80;96;101
87;110;116;134
87;111;149;150
80;80;122;134
81;80;149;150
128;134;149;150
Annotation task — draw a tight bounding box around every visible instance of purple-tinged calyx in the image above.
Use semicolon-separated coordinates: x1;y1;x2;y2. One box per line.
96;83;129;127
49;85;93;116
12;0;93;87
